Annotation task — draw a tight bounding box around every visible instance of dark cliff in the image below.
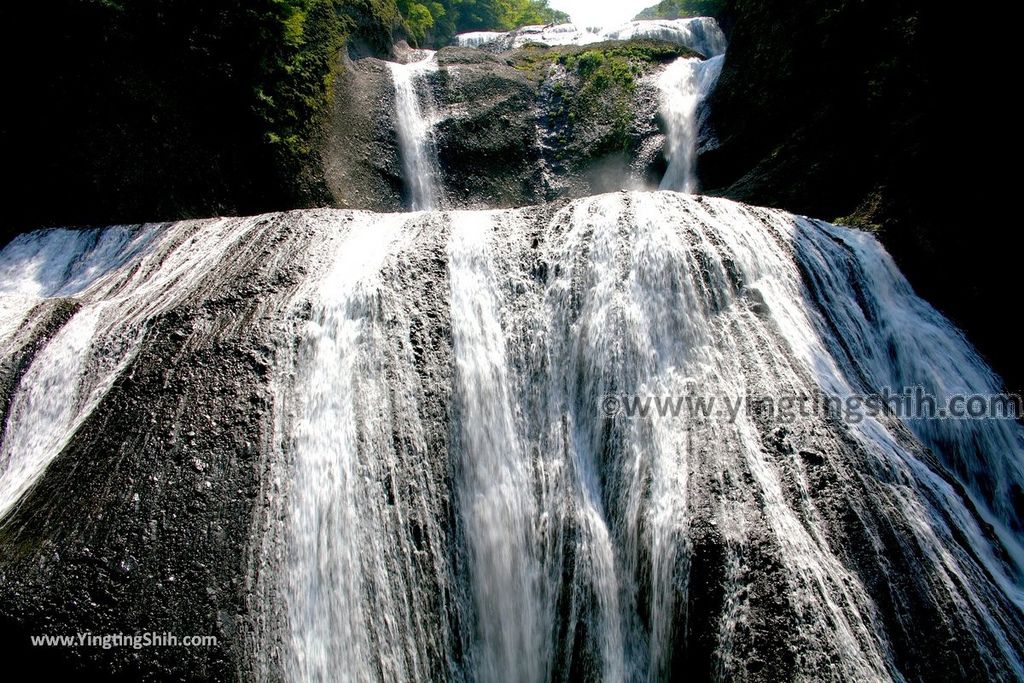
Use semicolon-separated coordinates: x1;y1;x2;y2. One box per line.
700;0;1020;393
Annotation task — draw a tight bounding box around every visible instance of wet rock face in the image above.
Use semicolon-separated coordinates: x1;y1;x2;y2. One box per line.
432;41;696;208
0;210;464;682
532;62;668;200
0;215;319;680
430;49;548;209
0;320;273;680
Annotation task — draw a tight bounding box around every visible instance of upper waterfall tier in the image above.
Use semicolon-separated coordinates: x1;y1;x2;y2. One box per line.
388;50;442;211
356;27;728;214
0;192;1021;681
455;17;728;59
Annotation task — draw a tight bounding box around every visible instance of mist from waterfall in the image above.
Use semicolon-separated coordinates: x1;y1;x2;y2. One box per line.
388;51;442;211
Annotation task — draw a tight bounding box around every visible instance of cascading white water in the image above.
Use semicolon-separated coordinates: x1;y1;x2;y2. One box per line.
282;213;407;681
454;30;510;48
454;17;728;59
454;23;583;50
0;227;150;345
448;212;546;682
279;211;464;683
389;51;442;211
2;193;1022;680
278;194;1022;680
0;219;258;522
602;18;728;58
657;55;725;193
788;219;1024;607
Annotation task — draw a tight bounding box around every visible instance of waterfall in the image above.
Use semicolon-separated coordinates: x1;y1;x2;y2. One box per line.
453;17;728;58
2;193;1022;680
389;51;442;211
454;30;513;49
280;211;463;682
0;219;257;522
277;193;1023;680
449;17;730;196
602;18;728;58
657;55;725;193
448;212;546;682
283;213;402;681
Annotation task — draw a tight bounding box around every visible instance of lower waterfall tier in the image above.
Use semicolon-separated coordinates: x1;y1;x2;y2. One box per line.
0;192;1021;681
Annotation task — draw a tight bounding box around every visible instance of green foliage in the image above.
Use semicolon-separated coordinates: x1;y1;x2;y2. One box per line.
396;0;437;45
259;1;348;168
562;50;639;103
514;0;570;26
560;50;641;152
635;0;727;20
1;0;404;230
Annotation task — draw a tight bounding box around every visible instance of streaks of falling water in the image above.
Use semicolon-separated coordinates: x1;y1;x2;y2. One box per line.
535;195;891;680
536;197;642;682
0;219;256;522
464;193;1023;679
448;211;546;682
0;306;104;522
0;227;153;346
389;51;442;212
283;213;408;681
658;55;725;194
455;17;728;58
638;194;1024;675
0;228;156;522
790;216;1024;610
2;194;1023;681
283;212;464;683
629;197;896;677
